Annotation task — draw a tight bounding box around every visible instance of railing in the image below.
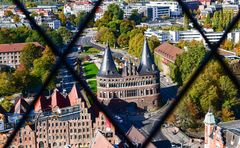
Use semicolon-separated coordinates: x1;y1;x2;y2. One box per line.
2;0;240;147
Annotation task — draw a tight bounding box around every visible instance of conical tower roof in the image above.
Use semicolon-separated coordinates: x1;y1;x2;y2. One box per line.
138;38;158;75
97;44;120;77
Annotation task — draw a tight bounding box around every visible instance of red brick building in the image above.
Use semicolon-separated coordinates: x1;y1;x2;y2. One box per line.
0;84;118;148
97;39;161;111
154;42;183;75
0;42;43;68
204;110;240;148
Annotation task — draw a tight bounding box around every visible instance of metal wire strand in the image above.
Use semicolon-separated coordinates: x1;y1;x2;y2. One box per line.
141;2;240;148
5;0;135;147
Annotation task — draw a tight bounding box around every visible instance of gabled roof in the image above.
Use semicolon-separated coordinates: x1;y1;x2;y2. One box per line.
67;83;81;106
0;42;43;53
11;98;29;114
138;38;159;75
34;95;51;112
90;130;114;148
126;126;156;148
97;44;120;77
51;89;70;109
154;42;183;62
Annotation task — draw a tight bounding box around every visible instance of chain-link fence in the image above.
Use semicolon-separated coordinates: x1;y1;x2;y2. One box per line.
3;0;240;148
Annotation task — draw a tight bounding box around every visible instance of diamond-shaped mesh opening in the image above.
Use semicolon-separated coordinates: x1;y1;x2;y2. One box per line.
163;59;240;146
1;0;240;147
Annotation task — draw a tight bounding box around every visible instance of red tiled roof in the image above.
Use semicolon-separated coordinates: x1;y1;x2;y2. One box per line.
51;89;70;109
91;130;114;148
154;42;184;62
11;98;29;114
0;42;43;53
34;95;51;112
67;84;80;106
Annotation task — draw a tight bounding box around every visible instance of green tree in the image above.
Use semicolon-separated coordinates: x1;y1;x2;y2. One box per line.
0;73;15;97
183;13;190;30
20;43;43;70
32;46;56;90
117;33;129;48
13;14;20;23
204;13;211;28
0;98;13;111
120;20;135;34
170;41;206;85
221;39;234;50
128;9;142;25
57;27;73;44
58;11;66;25
175;60;240;131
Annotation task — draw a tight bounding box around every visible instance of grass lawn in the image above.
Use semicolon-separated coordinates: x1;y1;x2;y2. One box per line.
83;62;99;79
88;80;97;93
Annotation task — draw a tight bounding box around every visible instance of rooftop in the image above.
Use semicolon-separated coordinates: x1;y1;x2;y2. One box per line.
154;42;184;62
0;42;43;53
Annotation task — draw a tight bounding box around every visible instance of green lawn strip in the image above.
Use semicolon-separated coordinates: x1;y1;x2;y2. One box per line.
87;80;97;94
83;62;99;79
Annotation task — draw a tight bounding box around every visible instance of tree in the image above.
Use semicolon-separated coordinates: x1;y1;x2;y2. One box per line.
175;60;240;131
75;11;94;27
0;98;13;111
170;41;206;85
204;13;211;28
183;13;190;30
221;39;234;50
4;10;13;17
117;33;129;48
13;14;20;23
129;9;142;25
57;27;73;44
20;43;43;70
13;65;41;96
120;20;135;34
58;11;66;25
0;73;15;97
32;46;56;90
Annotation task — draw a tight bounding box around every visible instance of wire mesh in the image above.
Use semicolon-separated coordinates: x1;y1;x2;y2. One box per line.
3;0;240;147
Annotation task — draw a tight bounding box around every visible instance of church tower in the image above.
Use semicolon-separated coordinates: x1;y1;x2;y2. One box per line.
203;109;216;148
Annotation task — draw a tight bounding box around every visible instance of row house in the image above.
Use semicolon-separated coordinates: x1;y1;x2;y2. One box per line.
0;84;118;148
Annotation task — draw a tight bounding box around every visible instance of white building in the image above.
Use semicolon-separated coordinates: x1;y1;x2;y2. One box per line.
145;28;240;44
34;16;61;29
146;1;182;17
145;29;170;42
146;6;170;21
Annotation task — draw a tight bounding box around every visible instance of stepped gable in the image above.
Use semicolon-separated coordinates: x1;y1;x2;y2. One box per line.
11;98;29;114
138;38;159;75
51;89;70;109
97;44;120;77
90;130;114;148
34;95;51;112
